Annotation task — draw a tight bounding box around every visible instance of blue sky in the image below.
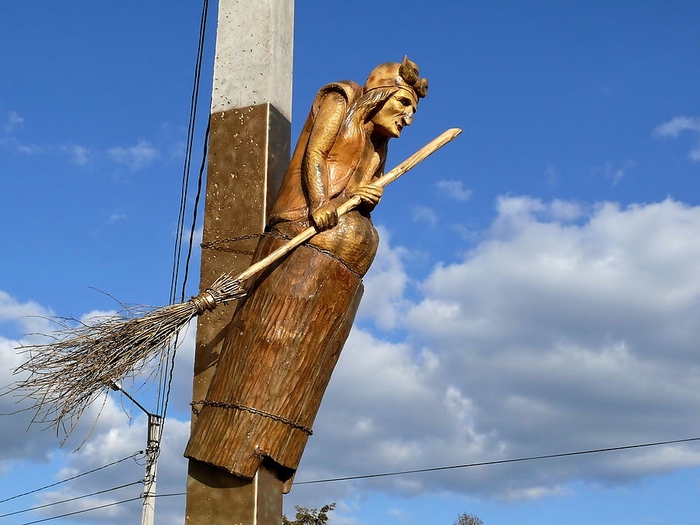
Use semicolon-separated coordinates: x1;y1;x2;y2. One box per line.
2;1;700;524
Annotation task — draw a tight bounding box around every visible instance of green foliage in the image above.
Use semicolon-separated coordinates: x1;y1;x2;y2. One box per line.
454;513;484;525
282;503;336;525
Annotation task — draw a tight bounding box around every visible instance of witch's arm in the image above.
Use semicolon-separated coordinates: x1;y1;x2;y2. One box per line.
302;91;346;230
352;149;386;212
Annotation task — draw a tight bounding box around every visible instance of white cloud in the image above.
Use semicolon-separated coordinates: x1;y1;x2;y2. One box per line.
291;196;700;507
0;290;51;330
652;116;700;138
411;205;438;227
357;228;409;330
2;115;164;169
0;295;71;467
26;408;190;524
548;199;585;221
108;139;159;170
653;115;700;162
6;138;92;166
436;180;472;202
0;291;195;523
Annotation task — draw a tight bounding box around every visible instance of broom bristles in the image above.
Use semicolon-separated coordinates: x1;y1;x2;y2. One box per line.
13;302;195;433
11;273;246;438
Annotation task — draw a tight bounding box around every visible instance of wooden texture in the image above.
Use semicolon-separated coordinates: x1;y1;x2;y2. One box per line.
192;104;289;404
185;234;363;488
233;128;462;285
185;59;457;505
186;102;289;522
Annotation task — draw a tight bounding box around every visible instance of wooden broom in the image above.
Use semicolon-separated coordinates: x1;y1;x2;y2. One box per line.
12;128;462;435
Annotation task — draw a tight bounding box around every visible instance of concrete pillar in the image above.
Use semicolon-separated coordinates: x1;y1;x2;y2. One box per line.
185;1;293;523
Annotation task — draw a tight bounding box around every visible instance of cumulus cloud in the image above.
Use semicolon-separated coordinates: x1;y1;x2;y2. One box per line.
357;228;409;330
0;296;57;458
0;291;52;333
108;139;159;170
653;115;700;162
23;407;191;524
5;195;700;520
436;180;472;201
291;195;700;508
0;291;195;523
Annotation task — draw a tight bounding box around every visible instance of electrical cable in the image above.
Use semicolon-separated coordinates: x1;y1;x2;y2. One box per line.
153;492;186;498
168;0;210;307
180;117;210;307
156;0;210;423
0;451;143;505
18;496;142;525
0;481;141;519
159;118;210;430
11;435;691;521
294;436;700;486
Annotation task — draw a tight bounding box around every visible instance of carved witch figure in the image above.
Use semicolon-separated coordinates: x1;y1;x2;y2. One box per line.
184;57;428;489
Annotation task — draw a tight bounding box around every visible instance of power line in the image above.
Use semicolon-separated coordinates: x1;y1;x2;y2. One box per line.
180;118;210;307
13;490;189;524
8;436;696;521
294;436;700;485
19;496;142;525
157;0;211;424
167;0;210;308
159;119;210;433
154;492;186;499
0;451;143;505
0;481;141;519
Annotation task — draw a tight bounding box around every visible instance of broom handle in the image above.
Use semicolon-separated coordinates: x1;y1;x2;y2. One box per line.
234;127;462;283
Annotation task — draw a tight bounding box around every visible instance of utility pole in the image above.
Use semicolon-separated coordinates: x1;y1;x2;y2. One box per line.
142;413;161;525
110;382;163;525
185;1;293;523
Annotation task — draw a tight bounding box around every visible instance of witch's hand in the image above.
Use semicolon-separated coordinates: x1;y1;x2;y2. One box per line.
353;183;383;211
311;202;339;230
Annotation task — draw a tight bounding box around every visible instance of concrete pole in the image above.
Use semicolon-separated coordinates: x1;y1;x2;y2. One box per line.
109;382;163;525
185;1;293;523
141;414;162;525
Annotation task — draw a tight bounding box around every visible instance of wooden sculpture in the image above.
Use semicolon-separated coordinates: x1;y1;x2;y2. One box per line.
184;57;430;488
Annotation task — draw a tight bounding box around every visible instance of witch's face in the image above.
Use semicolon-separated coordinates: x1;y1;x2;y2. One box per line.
371;90;418;138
